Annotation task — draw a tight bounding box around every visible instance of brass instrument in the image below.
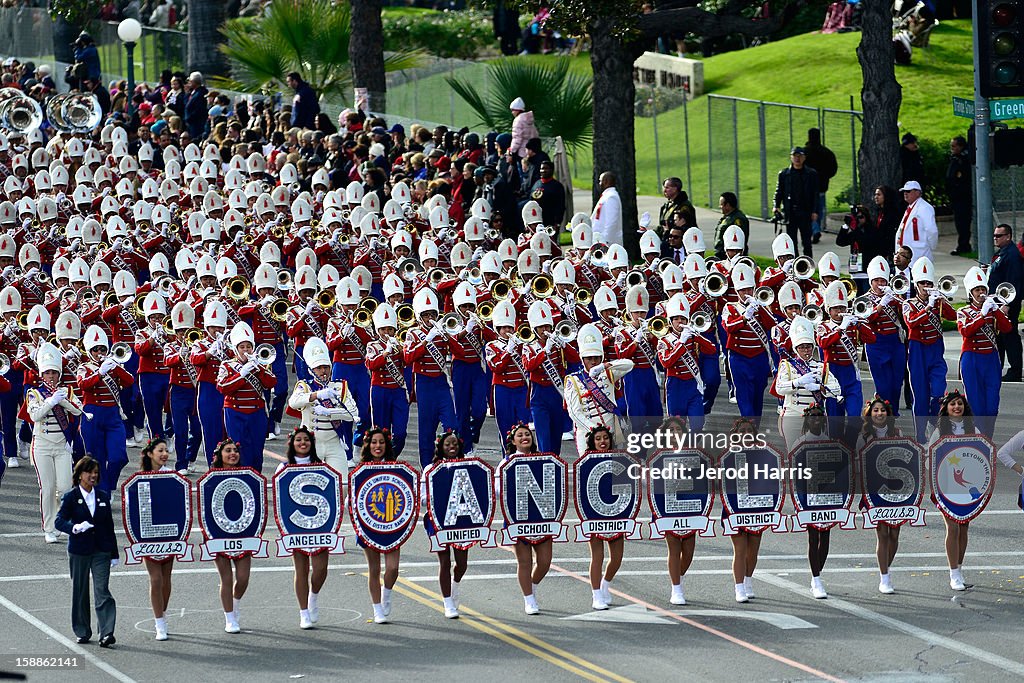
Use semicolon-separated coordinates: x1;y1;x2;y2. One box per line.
888;275;910;296
530;273;554;299
515;324;535;344
575;289;593;306
589;248;606;267
933;274;958;299
163;318;175;335
103;291;119;309
353;308;374;328
688;311;713;333
184;328;204;345
655;259;673;275
78;287;97;305
277;269;293;290
16;311;28;330
647;316;669;338
464;266;483;286
317;290;336;309
802;304;824;325
438;313;464;336
358;297;379;314
554;320;577;344
702;271;728;298
110;342;133;364
490;279;512;301
270;225;287;239
484;228;501;241
852;295;873;318
753;286;775;306
839;277;857;300
269;298;290;322
478;301;494;321
226;276;251;301
0;352;9;374
625;268;646;289
154;275;174;297
396;328;409;345
396;304;416;328
253;343;277;366
989;282;1017;306
398;257;424;281
732;256;756;272
791;255;815;280
426;268;447;287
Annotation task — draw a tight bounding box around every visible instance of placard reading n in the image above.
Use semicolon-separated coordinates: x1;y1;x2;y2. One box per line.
633;52;704;100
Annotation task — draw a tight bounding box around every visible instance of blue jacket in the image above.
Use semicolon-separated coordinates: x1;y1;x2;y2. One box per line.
184;86;209;140
55;487;119;558
73;45;101;80
290;82;319;130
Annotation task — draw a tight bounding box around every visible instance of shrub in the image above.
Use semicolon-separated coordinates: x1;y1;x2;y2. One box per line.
634;85;688;118
382;9;494;60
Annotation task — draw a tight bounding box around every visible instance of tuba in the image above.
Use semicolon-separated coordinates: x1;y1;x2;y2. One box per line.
0;88;42;132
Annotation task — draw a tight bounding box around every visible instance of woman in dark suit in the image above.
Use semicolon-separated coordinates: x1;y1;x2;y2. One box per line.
55;456;118;647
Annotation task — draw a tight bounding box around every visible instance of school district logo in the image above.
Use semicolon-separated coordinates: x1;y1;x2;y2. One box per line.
358;474;415;533
936;450;991;506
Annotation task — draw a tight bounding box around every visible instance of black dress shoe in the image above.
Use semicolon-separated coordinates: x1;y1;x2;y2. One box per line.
98;634;116;648
76;636;90;644
812;233;821;244
1003;372;1022;382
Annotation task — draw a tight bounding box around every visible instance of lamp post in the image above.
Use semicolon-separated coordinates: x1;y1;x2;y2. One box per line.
117;18;142;119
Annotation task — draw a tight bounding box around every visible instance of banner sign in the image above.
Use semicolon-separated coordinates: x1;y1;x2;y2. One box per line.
273;464;345;557
121;471;193;564
574;451;643;541
498;453;570;544
646;449;716;539
858;437;926;528
425;458;497;551
790;439;856;531
197;468;269;560
349;462;420;553
720;446;788;535
930;435;996;523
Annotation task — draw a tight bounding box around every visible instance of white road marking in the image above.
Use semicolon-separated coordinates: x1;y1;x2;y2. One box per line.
562;604;676;625
757;573;1024;678
0;593;138;683
561;604;817;629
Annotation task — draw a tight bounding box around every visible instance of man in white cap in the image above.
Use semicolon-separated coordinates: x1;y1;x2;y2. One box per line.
895;180;937;266
289;337;359;475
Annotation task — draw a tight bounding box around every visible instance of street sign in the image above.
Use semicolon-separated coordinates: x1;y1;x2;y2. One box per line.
953;96;975;119
991;98;1024;121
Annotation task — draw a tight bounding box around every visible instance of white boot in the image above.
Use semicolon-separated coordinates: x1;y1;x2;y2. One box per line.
299;609;313;629
154;617;168;641
735;583;748;603
524;594;540;615
878;572;895;594
592;589;608;610
443;596;459;619
224;611;240;634
743;576;754;599
950;568;966;591
382;587;393;616
811;576;828;599
373;603;389;624
308;592;319;624
7;456;18;468
600;578;612;604
670;583;686;605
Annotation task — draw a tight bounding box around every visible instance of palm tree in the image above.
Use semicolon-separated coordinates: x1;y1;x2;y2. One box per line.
216;0;420;102
446;57;593;154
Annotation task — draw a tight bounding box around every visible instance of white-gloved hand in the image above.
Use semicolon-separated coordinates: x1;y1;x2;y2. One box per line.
507;335;521;350
342;324;354;337
743;305;757;320
426;326;442;342
544;337;556;354
588;362;606;378
239;360;256;376
679;328;694;343
312;405;331;416
928;291;939;306
880;291;894;306
839;315;852;330
72;521;94;534
466;317;478;333
981;298;997;315
25;266;38;278
304;299;316;316
805;382;822;391
639;212;651;229
317;387;338;402
98;358;117;375
297;226;311;238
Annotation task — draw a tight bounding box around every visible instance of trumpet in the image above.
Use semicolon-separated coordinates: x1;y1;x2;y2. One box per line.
317;290;336;309
398;257;424;281
226;276;250;301
688;311;713;333
554;320;577;344
851;295;874;318
353;308;374;328
702;271;728;298
103;291;119;309
268;298;290;322
490;278;513;301
625;268;646;289
132;292;148;318
396;304;416;328
395;328;409;345
484;228;501;241
253;343;277;366
426;268;447;287
575;288;593;306
270;225;287;239
802;304;824;325
589;247;606;267
478;301;495;321
16;311;28;330
530;273;554;299
752;286;775;306
516;324;535;344
163;318;175;336
647;316;670;338
358;297;379;314
0;352;9;374
437;313;464;336
184;328;204;345
791;255;815;280
988;282;1017;306
463;266;483;286
655;259;673;275
888;274;910;296
109;342;132;364
931;274;958;300
154;275;175;297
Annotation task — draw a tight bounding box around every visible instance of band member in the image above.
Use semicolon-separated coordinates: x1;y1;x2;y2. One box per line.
615;284;662;433
485;301;530;455
0;285;27;471
658;294;715;430
504;424;553;614
210;439;251;634
285;266;329;382
325;277;373;459
863;257;906;413
771;281;804;363
276;427;330;629
794;405;833;599
958;267;1011;436
582;425;623;611
856;396;903;594
191;301;228;465
77;325;133;493
423;430;470;619
138;439;175;641
659;416;696;605
357;427;402;624
101;271;146;445
722;264;775;420
27;342;82;543
817;280;874;417
217;322;277;471
903;257;956;440
288;338;358;475
404;288;457;467
164;302;202;473
133;291;170;440
522;300;579;456
240;263;290;439
681;254;722;413
449;282;494;454
775;317;840;448
364;304;409;455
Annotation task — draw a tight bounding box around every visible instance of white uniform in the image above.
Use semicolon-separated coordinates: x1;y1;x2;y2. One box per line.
775;357;840;449
896;197;938;266
27;385;83;535
591;187;623;247
287;378;358;476
564;359;634;456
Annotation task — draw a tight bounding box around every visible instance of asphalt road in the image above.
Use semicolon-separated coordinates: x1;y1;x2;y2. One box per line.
3;348;1024;683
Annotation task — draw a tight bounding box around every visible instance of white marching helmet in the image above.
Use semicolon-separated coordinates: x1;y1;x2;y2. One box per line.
911;256;935;284
517;249;540;275
570;212;591;229
83;325;110;351
527;300;554;329
521;201;542;227
771;233;795;259
683;227;705;255
867;256;891;281
823;280;848;309
372;303;397;330
681;253;706;281
777;281;803;310
450;242;472;269
215;256;238;283
723;225;745;252
336;277;359;306
789;316;815;347
964;266;987;292
639;230;661;255
418;239;439;263
302;337;331;370
452;282;477;309
27;304;50;331
594;285;618;313
171;301;195;330
480;252;502;276
204;300;228;328
529;232;551;256
229;322;255;350
571;223;593;250
491;300;516;329
606;244;629;270
296;248;318;272
112;270;137;298
259;241;281;266
351;266;372;294
195;254;216;280
818;252;841;280
254;263;276;291
143;291;166;317
383;273;404;299
413;288;439;316
498;238;517;263
317;264;340;289
576;323;604;359
149;252;170;276
625;284;650;314
551;259;576;286
294;265;317;292
662;263;685;291
55;311;81;340
731;263;755;290
665;292;690;319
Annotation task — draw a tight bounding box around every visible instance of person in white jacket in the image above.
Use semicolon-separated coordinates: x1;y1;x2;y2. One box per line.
895;181;938;266
563;323;634;458
28;341;84;543
591;172;623;248
287;337;358;477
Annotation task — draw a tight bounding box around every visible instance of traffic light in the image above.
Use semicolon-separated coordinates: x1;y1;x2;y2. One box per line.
979;1;1024;98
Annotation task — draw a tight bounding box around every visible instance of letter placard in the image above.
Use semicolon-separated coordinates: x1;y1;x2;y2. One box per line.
350;462;419;553
720;446;788;535
273;464;345;557
498;453;569;544
791;439;856;531
197;468;269;560
930;435;996;523
574;451;643;541
425;458;497;551
121;471;193;564
646;449;715;539
858;437;926;528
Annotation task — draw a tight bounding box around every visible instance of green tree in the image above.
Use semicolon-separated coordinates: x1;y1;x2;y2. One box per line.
446;58;593;154
217;0;421;102
48;0;103;64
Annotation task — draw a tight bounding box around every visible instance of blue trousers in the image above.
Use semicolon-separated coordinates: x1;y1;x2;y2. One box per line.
452;360;489;448
370;385;409;456
907;339;947;441
494;384;530;454
826;363;863;418
198;381;225;465
728;352;770;419
961;351;1001;436
265;341;288;425
0;369;22;460
531;383;567;457
139;372;169;440
169;385;202;470
415;374;456;468
667;376;705;431
224;407;267;473
119;354;144;435
334;362;371;461
293;345;312;382
866;333;906;415
623;367;662;434
81;404;128;494
700;349;721;414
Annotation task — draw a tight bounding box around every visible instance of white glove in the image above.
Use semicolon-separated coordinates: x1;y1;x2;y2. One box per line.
317;387;338;402
209;339;223;355
981;298;997;315
69;238;81;251
24;266;38;278
239;360;256;376
743;305;757;320
679;327;693;342
312;405;331;416
56;191;66;203
50;388;69;405
72;521;94;534
544;337;556;353
304;299;316;316
260;294;275;307
588;362;606;378
639;211;651;229
466;317;478;333
795;372;814;388
805;382;822;391
782;259;794;273
880;291;894;306
839;315;852;330
928;291;939;306
506;335;521;350
111;237;123;251
99;358;117;375
21;218;31;230
297;226;311;238
426;326;442;342
342;324;354;337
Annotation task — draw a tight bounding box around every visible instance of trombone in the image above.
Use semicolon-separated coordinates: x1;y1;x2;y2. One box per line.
515;324;535;344
253;343;277;366
490;278;513;301
396;304;416;328
802;304;824;325
317;290;336;309
109;342;133;364
647;316;670;338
